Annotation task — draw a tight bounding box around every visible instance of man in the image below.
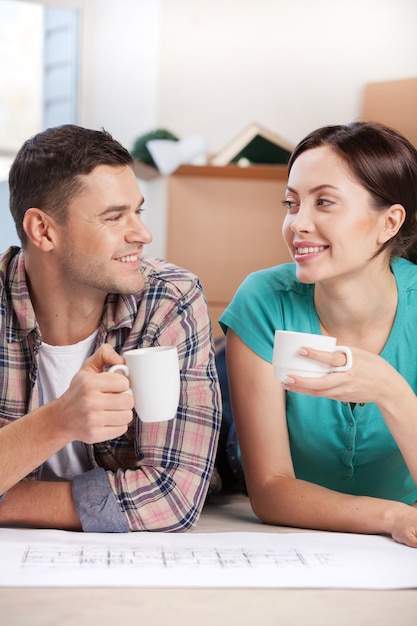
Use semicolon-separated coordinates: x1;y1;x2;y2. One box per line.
0;124;221;532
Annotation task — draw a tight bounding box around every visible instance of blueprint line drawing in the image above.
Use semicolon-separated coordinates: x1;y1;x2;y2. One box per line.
21;545;333;569
1;529;416;589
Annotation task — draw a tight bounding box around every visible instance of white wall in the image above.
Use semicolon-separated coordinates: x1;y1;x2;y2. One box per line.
82;0;417;257
158;0;417;151
78;0;165;256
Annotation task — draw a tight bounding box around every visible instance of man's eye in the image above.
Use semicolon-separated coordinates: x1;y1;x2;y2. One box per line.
106;214;122;222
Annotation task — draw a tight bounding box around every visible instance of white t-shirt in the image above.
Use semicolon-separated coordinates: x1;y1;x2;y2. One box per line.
39;331;98;481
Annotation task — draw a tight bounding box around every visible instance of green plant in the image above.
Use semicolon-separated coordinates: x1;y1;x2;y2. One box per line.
131;129;179;166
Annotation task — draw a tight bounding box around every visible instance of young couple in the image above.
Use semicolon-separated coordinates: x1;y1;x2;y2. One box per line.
1;121;416;547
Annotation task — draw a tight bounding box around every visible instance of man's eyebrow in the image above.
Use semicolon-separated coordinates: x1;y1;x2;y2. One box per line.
286;184;340;194
98;198;144;217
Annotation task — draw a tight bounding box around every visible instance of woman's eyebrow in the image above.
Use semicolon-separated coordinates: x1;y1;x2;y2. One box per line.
286;184;340;194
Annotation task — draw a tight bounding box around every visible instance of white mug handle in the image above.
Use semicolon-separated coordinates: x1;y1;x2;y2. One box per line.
108;364;133;394
108;364;129;376
331;346;353;372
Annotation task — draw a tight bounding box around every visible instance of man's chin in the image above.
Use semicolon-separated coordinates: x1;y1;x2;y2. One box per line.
116;275;146;295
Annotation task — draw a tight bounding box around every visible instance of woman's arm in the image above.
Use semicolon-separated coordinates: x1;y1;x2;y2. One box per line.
226;330;417;547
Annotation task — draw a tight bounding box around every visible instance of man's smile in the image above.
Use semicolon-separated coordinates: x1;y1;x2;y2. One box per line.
117;254;140;263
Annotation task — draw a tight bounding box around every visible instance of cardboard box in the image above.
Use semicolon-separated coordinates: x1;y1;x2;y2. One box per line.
166;164;292;339
362;77;417;147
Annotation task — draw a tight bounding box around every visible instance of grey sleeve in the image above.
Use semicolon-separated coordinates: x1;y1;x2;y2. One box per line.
72;468;129;533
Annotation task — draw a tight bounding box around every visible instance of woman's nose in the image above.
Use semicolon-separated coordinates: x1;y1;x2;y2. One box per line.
290;207;313;233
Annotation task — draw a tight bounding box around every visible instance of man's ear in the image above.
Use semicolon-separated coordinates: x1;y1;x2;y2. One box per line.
23;208;57;251
377;204;406;245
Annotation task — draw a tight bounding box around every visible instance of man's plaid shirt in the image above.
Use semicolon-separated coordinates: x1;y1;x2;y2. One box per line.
0;247;221;532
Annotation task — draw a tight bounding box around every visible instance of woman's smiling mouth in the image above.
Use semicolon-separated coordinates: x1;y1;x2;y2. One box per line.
293;243;329;261
296;245;327;255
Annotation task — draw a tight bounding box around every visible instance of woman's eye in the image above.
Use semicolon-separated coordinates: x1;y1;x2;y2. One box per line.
282;199;299;212
316;198;333;207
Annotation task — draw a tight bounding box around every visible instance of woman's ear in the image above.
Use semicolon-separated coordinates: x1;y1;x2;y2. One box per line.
377;204;406;245
23;208;57;251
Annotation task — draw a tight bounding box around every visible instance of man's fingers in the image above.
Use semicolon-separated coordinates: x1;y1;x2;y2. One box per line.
82;344;124;373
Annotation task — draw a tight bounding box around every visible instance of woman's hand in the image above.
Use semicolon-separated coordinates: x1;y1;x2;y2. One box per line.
280;344;398;406
386;502;417;548
281;344;417;486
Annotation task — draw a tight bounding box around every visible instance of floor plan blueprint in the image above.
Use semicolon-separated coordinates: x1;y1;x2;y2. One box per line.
1;529;416;589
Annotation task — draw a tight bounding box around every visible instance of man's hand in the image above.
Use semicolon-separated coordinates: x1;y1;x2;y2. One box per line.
56;344;135;444
83;342;126;373
0;344;134;496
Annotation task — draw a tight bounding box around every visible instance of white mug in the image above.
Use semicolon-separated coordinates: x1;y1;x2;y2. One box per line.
109;346;180;422
273;330;352;382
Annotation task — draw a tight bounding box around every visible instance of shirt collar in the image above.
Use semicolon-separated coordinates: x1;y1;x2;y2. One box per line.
3;248;38;342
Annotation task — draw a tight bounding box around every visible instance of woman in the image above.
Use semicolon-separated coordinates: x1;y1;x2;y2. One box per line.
219;121;417;547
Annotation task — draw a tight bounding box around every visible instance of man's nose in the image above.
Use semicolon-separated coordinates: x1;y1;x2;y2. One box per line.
126;215;153;244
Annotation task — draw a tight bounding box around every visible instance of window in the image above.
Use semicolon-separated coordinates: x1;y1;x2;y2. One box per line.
43;6;79;128
0;0;79;250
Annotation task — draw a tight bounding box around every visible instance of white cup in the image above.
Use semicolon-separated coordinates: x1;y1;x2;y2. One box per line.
273;330;352;382
108;346;180;422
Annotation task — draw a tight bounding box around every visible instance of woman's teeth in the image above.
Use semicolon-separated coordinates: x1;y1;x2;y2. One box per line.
297;246;325;255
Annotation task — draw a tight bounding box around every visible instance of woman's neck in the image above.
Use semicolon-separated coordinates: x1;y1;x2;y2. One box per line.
314;262;398;353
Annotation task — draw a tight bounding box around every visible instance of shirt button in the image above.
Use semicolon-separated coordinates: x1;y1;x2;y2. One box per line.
347;445;353;451
359;403;365;407
348;421;354;427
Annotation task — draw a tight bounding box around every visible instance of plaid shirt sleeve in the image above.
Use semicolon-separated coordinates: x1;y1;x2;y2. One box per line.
73;259;222;532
